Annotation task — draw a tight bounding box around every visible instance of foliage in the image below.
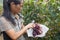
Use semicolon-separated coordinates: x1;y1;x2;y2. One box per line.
22;0;60;40
0;6;3;15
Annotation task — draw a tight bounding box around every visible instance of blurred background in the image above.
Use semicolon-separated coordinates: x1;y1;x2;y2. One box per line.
0;0;60;40
0;0;3;15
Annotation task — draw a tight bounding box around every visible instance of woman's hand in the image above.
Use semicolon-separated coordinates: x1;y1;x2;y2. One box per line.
25;23;35;29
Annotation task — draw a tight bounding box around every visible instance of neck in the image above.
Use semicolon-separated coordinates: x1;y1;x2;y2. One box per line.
11;11;17;16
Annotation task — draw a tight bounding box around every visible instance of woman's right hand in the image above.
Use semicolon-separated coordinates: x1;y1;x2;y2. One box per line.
25;23;35;29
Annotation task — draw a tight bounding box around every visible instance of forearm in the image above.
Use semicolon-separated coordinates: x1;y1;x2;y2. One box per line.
12;26;28;40
6;23;34;40
21;24;27;33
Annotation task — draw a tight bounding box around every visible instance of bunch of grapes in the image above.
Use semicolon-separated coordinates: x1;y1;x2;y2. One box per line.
33;24;42;37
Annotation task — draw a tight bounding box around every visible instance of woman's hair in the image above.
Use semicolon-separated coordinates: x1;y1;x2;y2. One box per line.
2;0;22;25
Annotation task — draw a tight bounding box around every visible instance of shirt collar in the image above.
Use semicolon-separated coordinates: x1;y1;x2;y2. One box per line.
11;13;24;20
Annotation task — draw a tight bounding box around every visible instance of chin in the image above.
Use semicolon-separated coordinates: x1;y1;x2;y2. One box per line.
15;12;20;14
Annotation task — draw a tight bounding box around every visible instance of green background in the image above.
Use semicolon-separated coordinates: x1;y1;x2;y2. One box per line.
0;0;60;40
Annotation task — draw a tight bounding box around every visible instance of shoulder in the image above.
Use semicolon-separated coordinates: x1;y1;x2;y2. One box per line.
0;16;11;25
0;16;7;23
0;16;13;32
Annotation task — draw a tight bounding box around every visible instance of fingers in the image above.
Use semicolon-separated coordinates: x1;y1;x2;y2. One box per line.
30;23;35;28
27;23;40;29
32;23;35;28
26;23;35;29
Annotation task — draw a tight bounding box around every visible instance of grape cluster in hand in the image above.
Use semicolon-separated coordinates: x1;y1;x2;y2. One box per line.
33;24;42;37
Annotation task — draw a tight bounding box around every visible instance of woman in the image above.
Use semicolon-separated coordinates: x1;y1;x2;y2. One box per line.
0;0;35;40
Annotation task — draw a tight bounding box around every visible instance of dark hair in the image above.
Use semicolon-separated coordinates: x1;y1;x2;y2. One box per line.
2;0;22;25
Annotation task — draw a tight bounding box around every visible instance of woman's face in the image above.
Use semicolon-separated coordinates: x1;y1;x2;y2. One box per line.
10;1;23;14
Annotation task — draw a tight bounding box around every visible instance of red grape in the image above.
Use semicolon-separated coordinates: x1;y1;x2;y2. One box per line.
33;23;42;37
